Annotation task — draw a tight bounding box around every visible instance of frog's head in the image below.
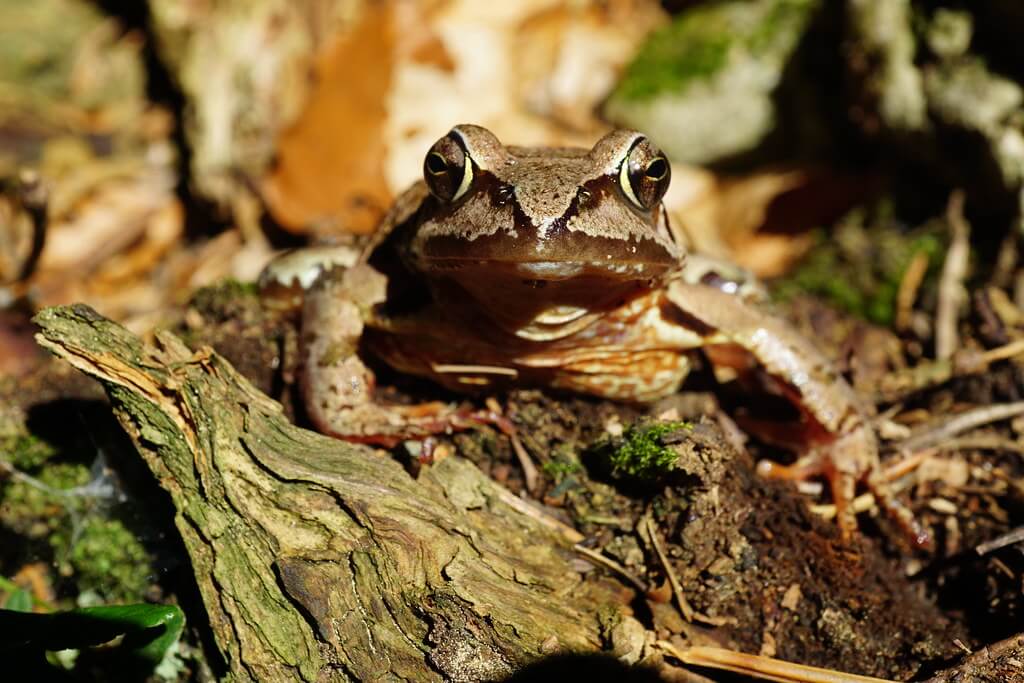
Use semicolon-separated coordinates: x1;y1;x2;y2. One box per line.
408;124;682;283
402;125;683;338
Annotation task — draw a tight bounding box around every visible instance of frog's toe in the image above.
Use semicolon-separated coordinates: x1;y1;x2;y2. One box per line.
755;453;827;480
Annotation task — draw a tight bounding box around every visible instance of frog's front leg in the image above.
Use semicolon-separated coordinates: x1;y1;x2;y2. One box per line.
662;280;929;546
299;264;468;447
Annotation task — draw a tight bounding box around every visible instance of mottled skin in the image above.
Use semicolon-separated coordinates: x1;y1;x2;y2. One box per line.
264;125;925;544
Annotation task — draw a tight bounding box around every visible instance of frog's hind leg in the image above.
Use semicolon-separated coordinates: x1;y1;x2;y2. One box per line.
299;264;472;447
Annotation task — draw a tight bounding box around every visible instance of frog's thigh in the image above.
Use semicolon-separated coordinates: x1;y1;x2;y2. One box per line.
299;266;390;431
546;350;693;403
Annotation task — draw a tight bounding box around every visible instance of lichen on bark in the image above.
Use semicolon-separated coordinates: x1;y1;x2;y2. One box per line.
33;304;625;682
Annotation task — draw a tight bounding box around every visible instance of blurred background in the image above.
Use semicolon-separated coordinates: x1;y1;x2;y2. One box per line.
4;0;1023;341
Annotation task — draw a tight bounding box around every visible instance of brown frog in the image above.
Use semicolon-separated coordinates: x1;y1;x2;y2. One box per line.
262;124;926;545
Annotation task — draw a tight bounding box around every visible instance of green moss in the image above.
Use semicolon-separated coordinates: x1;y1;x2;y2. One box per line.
773;205;946;326
189;278;259;310
606;421;691;479
1;463;91;534
611;0;817;102
53;517;153;603
541;459;582;479
2;454;156;603
2;433;59;469
0;0;145;125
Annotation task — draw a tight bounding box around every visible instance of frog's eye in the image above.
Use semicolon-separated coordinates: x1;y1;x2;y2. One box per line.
619;137;671;210
423;132;474;202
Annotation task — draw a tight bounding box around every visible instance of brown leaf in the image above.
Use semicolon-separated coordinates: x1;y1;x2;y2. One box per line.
262;3;396;236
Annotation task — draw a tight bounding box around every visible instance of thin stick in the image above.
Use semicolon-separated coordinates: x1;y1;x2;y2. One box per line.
810;492;876;520
978;337;1024;365
976;525;1024;555
935;190;970;360
922;633;1024;682
572;544;649;594
895;250;929;331
485;397;540;494
879;448;935;481
644;513;694;621
897;401;1024;453
658;642;898;683
489;486;584;544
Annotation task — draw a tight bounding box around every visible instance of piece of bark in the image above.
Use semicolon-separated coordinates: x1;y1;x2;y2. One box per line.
923;633;1024;682
33;304;628;681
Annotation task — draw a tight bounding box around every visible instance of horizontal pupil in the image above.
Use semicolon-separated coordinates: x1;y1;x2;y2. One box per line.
646;158;667;180
427;153;448;174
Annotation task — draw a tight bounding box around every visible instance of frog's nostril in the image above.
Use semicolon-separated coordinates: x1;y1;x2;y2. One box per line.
495;185;515;206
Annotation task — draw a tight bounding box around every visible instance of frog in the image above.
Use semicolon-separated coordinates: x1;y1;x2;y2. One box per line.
261;124;927;546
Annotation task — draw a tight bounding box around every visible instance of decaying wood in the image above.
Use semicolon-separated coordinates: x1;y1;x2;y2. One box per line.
922;633;1024;683
32;304;630;681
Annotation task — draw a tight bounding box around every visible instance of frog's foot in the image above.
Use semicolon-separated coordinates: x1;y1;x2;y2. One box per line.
757;436;932;548
756;450;859;541
866;474;932;550
309;400;462;447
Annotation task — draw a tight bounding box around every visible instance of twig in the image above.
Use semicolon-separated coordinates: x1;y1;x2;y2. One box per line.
875;338;1024;402
978;337;1024;365
656;642;898;683
811;492;878;520
922;632;1024;682
896;401;1024;453
643;512;694;622
941;435;1024;454
485;397;540;494
879;448;935;480
489;486;584;544
936;190;970;360
896;250;930;332
976;526;1024;556
572;544;649;594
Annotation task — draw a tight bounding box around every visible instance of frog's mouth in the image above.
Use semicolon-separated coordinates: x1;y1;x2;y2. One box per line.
420;256;677;282
427;259;668;341
413;221;683;283
510;259;659;280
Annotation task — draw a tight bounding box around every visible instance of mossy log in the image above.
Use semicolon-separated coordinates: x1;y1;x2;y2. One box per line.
33;304;628;681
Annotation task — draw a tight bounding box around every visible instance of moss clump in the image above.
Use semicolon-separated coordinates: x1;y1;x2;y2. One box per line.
3;433;59;470
53;517;153;603
1;462;90;535
189;278;259;312
2;440;157;604
541;459;582;479
607;421;691;480
611;0;817;102
773;204;946;325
